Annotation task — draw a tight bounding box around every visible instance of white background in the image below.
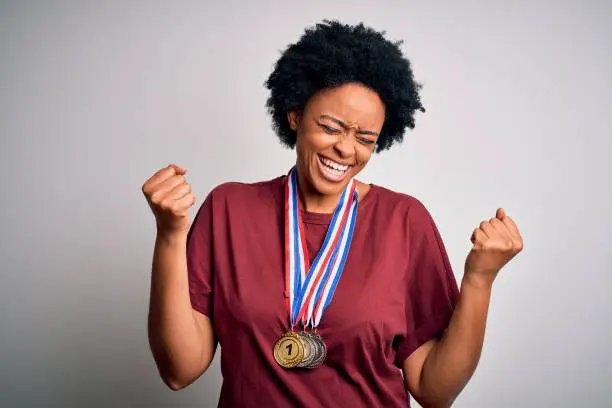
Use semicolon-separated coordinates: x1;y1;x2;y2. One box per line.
1;1;610;406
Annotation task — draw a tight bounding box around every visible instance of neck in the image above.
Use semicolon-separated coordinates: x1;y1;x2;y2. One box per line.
296;169;344;214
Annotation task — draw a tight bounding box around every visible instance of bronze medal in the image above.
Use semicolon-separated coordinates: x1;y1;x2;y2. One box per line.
273;331;305;368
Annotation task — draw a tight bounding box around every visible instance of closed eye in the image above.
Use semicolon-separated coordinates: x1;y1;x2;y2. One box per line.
357;136;375;145
319;124;341;134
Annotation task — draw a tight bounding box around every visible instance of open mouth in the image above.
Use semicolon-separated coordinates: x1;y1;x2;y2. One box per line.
317;154;351;182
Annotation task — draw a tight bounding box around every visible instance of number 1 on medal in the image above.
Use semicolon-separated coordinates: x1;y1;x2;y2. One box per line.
286;344;292;355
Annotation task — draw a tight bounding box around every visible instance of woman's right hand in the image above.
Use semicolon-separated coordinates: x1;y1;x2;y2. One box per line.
142;164;196;236
144;164;215;389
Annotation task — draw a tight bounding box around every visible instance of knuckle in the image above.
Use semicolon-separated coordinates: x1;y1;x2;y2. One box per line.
150;191;163;203
162;169;174;180
159;199;173;211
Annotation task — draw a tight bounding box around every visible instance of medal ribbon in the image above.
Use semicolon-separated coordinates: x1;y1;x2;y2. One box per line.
284;167;358;329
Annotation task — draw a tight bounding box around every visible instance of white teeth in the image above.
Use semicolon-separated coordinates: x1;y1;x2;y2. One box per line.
320;156;349;172
324;166;344;176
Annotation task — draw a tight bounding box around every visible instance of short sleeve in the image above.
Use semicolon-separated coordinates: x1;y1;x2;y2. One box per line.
394;201;460;367
186;191;214;318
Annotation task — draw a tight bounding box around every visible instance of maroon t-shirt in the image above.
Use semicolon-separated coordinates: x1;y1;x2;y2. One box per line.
187;175;459;407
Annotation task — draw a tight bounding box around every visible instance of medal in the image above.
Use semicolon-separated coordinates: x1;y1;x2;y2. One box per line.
304;331;327;369
296;331;317;368
274;167;359;369
273;331;305;368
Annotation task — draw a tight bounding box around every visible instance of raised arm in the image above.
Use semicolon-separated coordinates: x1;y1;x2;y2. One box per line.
403;208;523;407
143;164;217;390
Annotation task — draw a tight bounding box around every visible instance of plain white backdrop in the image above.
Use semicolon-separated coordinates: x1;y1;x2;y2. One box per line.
1;1;610;407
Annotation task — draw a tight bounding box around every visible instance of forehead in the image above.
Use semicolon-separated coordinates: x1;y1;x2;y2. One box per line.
304;83;385;128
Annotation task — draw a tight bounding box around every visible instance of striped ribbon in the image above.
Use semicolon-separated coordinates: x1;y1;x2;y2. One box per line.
284;167;359;329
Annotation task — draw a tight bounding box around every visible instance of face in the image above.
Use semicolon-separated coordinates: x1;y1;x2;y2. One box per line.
288;82;385;197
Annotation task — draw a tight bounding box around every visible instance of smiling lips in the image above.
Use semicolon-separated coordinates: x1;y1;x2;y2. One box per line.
317;154;352;182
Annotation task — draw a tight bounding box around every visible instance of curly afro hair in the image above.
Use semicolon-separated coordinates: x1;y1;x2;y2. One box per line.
265;20;425;153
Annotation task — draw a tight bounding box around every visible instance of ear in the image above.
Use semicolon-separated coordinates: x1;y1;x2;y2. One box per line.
287;111;300;131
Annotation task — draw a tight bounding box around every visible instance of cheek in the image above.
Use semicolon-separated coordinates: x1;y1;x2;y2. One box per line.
295;131;311;155
295;132;319;167
355;146;374;167
306;129;330;151
299;129;330;159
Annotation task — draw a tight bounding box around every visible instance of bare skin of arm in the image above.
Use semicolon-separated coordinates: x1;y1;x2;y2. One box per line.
402;208;523;407
403;275;492;407
143;164;217;390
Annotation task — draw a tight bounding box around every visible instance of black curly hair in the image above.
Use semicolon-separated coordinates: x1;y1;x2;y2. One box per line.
265;20;425;153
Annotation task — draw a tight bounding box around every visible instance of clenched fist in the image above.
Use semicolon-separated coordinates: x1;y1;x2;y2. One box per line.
142;164;196;235
464;208;524;286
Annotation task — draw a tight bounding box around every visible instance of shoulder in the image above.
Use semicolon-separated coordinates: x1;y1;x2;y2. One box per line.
370;184;432;220
192;177;282;233
206;176;282;201
193;176;282;227
198;176;283;216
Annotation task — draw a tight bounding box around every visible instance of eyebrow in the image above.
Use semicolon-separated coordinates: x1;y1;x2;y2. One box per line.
320;114;379;137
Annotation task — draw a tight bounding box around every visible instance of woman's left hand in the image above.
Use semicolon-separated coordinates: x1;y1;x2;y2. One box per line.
464;208;524;287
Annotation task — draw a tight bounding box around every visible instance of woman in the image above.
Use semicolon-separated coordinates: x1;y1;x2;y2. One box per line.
143;20;523;407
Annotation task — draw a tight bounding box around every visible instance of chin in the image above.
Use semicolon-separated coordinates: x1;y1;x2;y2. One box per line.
311;177;346;196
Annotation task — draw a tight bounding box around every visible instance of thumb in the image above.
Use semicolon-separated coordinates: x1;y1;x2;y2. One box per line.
496;207;506;220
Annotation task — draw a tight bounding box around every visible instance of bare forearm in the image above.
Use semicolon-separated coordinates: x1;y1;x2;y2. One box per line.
414;206;523;407
418;272;493;406
148;232;209;388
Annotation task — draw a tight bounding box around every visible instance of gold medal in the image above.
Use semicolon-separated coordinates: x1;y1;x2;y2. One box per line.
273;331;305;368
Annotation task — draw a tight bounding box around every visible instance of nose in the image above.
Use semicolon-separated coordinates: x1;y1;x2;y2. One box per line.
333;130;356;159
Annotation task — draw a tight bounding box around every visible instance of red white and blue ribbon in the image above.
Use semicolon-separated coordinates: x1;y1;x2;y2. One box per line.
284;167;359;329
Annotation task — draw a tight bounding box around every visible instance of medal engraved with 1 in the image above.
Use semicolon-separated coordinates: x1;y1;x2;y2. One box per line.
273;331;304;368
274;167;359;369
